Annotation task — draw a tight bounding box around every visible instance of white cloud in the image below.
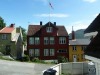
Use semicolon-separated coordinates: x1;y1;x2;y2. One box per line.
66;21;89;34
83;0;97;3
35;14;69;18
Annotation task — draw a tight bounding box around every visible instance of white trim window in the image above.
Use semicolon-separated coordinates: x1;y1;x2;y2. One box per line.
59;37;66;44
29;49;40;57
34;49;40;56
50;37;55;44
29;37;34;45
29;49;34;56
44;49;49;56
50;49;55;56
2;34;7;40
73;46;77;51
35;37;40;45
46;27;52;33
44;37;49;45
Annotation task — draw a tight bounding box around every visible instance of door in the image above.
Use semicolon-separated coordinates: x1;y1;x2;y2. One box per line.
6;45;11;55
73;55;77;62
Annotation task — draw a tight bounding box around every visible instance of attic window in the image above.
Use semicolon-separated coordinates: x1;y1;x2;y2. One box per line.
46;27;52;33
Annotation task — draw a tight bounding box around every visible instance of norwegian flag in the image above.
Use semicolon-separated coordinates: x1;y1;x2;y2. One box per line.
49;2;54;9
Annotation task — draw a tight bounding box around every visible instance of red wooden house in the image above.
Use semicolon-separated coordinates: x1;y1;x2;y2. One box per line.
27;22;69;61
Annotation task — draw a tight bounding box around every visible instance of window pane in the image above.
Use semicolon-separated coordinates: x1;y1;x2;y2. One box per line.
59;37;66;44
44;49;49;56
58;49;67;53
35;49;40;56
50;49;55;56
44;37;49;45
29;37;34;45
29;49;34;56
50;37;54;44
35;37;40;45
2;34;7;40
46;27;52;32
73;46;77;51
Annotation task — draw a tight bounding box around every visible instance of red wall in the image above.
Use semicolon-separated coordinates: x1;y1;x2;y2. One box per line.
27;26;69;60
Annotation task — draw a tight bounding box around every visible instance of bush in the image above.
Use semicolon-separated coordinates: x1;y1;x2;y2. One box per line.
32;57;40;62
22;55;30;62
57;56;68;63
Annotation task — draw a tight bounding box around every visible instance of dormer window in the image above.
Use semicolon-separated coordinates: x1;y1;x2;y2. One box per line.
46;27;52;33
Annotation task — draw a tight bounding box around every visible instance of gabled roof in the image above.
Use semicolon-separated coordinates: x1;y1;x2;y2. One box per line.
69;39;90;45
27;25;42;36
0;27;15;33
84;13;100;33
85;33;100;58
42;22;58;29
27;22;68;36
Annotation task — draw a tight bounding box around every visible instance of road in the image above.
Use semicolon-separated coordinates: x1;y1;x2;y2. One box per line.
0;60;54;75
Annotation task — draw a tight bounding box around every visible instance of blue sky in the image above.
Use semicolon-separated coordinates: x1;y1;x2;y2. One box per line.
0;0;100;33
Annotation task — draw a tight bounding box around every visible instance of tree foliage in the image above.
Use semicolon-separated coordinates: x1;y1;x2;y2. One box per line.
0;16;6;29
21;27;27;44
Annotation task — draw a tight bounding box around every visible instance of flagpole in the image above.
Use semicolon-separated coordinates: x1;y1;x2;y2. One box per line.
49;0;50;26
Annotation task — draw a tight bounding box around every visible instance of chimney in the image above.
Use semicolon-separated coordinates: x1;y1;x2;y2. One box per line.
10;24;15;28
72;26;75;40
40;21;42;25
54;22;56;26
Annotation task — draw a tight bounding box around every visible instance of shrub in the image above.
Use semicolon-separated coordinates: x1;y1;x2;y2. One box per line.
22;55;30;62
57;56;68;63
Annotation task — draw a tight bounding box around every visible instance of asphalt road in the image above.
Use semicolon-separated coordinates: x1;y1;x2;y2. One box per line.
0;60;54;75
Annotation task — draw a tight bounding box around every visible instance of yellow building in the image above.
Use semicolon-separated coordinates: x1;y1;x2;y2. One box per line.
69;39;90;62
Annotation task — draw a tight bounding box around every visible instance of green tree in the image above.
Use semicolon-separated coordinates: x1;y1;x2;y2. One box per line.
21;27;27;44
0;16;6;29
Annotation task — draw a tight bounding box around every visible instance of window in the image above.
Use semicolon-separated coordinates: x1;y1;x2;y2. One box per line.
50;49;55;56
35;37;40;45
29;49;34;56
44;49;55;56
73;46;77;51
34;49;40;56
29;37;34;45
59;37;66;44
2;34;7;40
29;49;40;57
29;37;40;45
44;49;49;56
44;37;49;45
82;46;86;51
50;37;54;44
58;49;67;53
46;27;52;32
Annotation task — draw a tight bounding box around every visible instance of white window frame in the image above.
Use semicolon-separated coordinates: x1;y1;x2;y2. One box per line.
35;37;40;45
29;49;40;57
73;46;77;51
50;49;55;56
29;37;34;45
34;49;40;56
59;37;66;44
44;49;49;56
44;37;49;45
2;34;7;40
46;27;52;33
50;37;55;44
29;49;34;56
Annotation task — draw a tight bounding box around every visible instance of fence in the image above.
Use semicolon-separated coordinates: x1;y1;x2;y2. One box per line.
50;62;89;75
